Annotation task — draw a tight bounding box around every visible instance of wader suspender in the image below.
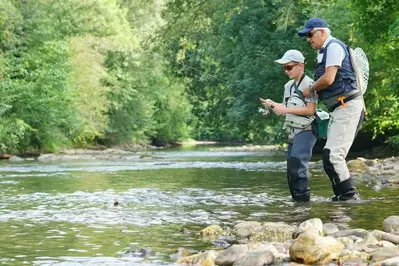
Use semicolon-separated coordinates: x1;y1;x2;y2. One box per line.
285;75;310;118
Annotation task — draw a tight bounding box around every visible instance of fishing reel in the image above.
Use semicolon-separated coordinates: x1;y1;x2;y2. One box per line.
258;107;271;116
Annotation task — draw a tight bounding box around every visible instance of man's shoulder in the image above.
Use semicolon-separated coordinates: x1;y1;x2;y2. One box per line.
326;39;346;57
327;38;347;49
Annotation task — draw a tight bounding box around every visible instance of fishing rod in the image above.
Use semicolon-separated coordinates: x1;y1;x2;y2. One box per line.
179;60;272;115
140;50;273;115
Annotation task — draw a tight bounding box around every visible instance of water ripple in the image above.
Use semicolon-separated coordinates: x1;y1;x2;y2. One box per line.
0;188;284;226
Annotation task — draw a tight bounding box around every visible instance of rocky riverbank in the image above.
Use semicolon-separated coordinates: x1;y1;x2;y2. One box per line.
175;216;399;266
309;156;399;189
5;147;163;162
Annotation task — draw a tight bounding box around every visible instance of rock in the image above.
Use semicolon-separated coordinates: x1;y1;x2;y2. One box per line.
289;228;344;265
0;153;12;159
337;237;354;247
323;223;339;235
233;221;262;239
200;225;224;236
177;250;219;266
294;218;323;238
363;232;379;246
232;250;274;266
377;241;397;247
383;216;399;233
371;230;399;245
331;228;369;239
212;239;231;249
8;155;24;162
371;256;399;266
215;243;271;266
170;248;190;260
369;247;399;262
124;247;154;258
251;222;295;242
347;158;369;173
340;249;370;261
364;159;379;167
215;244;250;266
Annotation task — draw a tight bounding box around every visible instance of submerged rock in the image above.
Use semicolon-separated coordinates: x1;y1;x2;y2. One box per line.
200;225;224;236
124;247;155;258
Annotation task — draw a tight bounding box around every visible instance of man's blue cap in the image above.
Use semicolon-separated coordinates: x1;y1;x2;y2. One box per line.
298;18;329;37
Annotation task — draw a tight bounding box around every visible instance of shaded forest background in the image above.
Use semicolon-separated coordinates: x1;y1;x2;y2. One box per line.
0;0;397;154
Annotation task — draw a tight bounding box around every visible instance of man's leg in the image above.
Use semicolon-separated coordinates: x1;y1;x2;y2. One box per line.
323;98;364;200
287;130;317;202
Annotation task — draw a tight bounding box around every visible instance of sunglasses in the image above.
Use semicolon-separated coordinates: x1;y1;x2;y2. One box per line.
306;29;321;38
284;64;297;72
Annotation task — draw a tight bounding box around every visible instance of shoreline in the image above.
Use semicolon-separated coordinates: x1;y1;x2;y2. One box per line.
175;216;399;266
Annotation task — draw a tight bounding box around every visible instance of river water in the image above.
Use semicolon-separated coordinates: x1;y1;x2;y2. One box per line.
0;146;398;265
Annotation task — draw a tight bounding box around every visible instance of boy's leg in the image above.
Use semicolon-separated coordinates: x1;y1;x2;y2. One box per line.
288;130;317;202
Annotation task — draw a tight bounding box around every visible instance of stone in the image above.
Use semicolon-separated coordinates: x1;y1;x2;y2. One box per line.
347;158;368;173
369;247;399;262
294;218;323;238
331;228;369;239
383;216;399;233
371;256;399;266
289;228;344;265
177;250;219;266
215;243;272;266
251;222;295;242
232;221;262;239
232;250;274;266
200;225;224;236
323;223;339;236
8;155;24;162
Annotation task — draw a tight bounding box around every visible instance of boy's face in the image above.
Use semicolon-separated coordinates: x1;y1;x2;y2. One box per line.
284;62;301;79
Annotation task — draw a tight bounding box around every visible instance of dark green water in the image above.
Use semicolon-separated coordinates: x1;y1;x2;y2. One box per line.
0;146;398;265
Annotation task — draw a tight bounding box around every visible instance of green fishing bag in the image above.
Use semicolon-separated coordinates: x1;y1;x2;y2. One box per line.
315;109;329;139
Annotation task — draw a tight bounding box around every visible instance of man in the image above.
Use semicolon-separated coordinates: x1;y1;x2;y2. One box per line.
298;18;365;201
260;50;317;202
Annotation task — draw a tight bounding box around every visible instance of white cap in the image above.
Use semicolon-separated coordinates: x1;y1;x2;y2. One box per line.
274;50;305;64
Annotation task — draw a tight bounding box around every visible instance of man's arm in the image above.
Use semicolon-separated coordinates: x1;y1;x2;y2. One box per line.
311;66;339;92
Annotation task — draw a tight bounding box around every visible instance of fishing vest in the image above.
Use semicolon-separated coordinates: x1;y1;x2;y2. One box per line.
283;76;314;130
314;39;357;101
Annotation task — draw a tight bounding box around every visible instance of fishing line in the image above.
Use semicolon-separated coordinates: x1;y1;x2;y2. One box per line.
135;50;273;115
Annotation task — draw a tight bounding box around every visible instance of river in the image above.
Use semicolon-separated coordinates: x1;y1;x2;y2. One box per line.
0;146;398;265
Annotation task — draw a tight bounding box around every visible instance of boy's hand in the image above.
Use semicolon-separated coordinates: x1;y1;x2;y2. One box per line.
259;98;274;107
273;103;288;115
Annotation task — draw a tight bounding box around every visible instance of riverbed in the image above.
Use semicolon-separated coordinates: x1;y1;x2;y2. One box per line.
0;146;398;265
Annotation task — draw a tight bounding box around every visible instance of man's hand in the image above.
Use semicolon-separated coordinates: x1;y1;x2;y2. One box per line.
302;87;313;98
273;103;288;115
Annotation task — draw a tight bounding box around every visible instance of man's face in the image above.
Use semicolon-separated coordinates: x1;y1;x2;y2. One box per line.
306;29;325;49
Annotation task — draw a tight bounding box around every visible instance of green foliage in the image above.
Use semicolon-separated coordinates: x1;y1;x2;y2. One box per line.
0;0;398;153
160;0;319;142
104;50;193;145
349;0;399;136
0;117;33;154
387;135;399;150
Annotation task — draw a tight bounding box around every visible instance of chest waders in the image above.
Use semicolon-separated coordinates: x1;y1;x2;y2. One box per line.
316;39;363;201
285;75;317;202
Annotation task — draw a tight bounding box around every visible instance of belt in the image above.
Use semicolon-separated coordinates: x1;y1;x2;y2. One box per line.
328;91;361;112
